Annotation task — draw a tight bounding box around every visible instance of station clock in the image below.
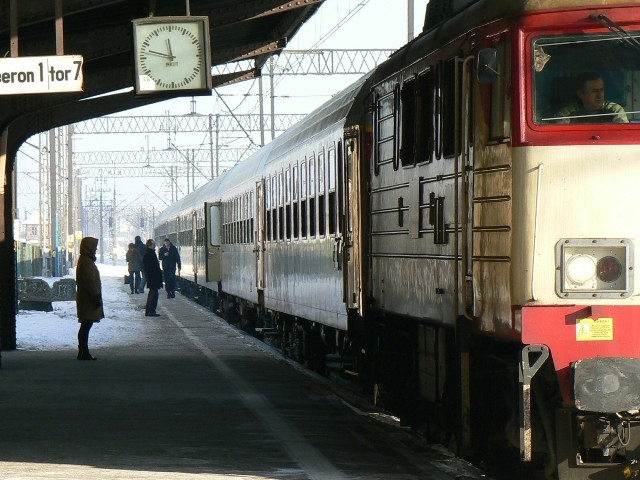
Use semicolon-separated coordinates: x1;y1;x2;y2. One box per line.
133;16;212;95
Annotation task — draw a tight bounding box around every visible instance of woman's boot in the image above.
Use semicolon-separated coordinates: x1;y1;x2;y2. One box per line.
80;350;97;360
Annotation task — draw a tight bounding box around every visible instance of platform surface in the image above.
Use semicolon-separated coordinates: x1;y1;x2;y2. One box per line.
1;282;481;480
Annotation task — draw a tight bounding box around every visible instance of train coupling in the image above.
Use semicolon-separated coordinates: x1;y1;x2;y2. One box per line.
624;460;640;478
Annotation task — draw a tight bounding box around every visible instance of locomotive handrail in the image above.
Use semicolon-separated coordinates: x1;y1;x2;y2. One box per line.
531;163;544;302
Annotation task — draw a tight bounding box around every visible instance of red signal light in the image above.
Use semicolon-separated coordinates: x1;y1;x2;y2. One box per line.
596;256;622;283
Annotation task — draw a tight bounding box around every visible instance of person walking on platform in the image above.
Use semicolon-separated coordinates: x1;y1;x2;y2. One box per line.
158;238;181;298
125;242;143;294
75;237;104;361
135;235;147;292
143;238;162;317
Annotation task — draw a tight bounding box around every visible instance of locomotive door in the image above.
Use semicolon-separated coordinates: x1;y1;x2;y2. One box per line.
254;178;265;291
341;126;362;312
204;201;221;282
453;53;476;452
460;56;475;317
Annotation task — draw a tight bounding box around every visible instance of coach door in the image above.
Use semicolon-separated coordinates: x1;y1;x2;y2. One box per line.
204;202;221;282
254;179;265;291
341;127;363;313
191;211;198;283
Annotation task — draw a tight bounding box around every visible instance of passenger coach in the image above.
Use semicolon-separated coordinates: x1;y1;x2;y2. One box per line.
156;1;640;478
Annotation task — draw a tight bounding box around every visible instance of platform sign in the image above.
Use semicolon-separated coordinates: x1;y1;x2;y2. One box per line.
0;55;83;94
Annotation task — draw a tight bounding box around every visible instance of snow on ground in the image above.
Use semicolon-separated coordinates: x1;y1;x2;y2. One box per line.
16;264;150;351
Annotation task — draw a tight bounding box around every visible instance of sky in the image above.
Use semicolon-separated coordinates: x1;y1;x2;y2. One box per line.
15;0;429;249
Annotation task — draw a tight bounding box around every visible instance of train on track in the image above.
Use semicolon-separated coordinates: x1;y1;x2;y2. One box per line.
154;1;640;478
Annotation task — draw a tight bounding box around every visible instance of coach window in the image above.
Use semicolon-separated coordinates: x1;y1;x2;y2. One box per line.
236;195;242;243
239;196;243;244
249;190;255;243
309;155;317;238
244;192;251;243
401;75;417;167
241;193;246;244
278;171;284;241
285;167;292;240
265;177;271;241
243;195;247;244
228;201;232;244
292;164;299;239
375;89;397;175
236;196;242;243
442;58;459;158
222;203;227;244
301;159;308;238
235;197;239;244
318;149;326;237
227;199;232;244
328;147;337;235
272;175;278;241
233;197;238;244
228;199;233;244
246;192;252;244
272;176;276;241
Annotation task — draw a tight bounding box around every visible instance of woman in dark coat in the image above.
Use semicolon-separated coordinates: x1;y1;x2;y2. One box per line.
126;242;143;294
75;237;104;360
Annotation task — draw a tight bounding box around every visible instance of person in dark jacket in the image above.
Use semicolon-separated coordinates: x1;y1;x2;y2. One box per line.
158;238;181;298
142;238;163;317
75;237;104;360
125;242;143;294
134;235;147;292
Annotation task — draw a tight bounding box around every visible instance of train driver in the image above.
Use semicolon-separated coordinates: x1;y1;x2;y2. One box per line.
553;71;628;124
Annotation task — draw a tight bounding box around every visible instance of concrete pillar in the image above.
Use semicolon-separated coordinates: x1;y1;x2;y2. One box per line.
0;127;16;351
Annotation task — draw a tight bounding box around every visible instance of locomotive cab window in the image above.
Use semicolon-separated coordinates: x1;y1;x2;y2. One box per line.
533;31;640;124
487;42;511;141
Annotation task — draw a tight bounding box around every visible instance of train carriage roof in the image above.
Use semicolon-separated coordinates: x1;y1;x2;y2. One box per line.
264;70;374;164
154;174;225;225
156;67;376;226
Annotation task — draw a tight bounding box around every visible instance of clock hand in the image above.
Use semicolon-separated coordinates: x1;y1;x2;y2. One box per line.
146;49;174;59
166;39;174;60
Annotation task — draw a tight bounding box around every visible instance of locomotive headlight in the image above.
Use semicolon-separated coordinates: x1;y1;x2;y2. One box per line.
566;254;597;286
555;239;634;299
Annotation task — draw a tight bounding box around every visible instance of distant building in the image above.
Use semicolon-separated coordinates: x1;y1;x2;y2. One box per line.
17;210;42;244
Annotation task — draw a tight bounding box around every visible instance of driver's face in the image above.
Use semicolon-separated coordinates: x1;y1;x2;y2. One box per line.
577;78;605;111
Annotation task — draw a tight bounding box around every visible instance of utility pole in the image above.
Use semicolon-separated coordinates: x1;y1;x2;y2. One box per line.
112;179;117;266
67;125;74;266
269;57;275;141
408;0;415;42
49;129;57;276
99;186;104;263
259;75;265;146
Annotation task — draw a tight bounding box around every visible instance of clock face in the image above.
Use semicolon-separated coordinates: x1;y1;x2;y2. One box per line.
133;17;211;94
